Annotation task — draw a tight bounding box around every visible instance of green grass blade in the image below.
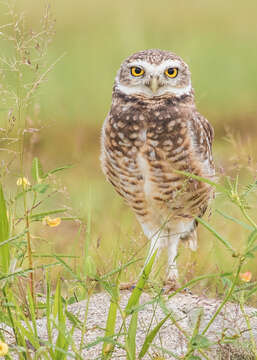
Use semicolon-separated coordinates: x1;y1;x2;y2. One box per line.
53;278;60;321
139;313;170;358
54;255;81;280
247;229;257;249
31;157;44;183
126;311;138;360
27;285;38;339
31;209;66;221
216;209;254;231
125;251;157;314
246;285;257;299
83;335;126;350
242;180;257;199
125;295;160;315
46;343;77;359
174;169;226;192
102;295;118;358
43;164;73;178
17;322;40;350
0;184;10;274
99;258;140;281
54;278;67;360
0;230;27;248
46;272;55;358
32;183;49;194
196;217;235;253
65;310;83;329
0;268;32;281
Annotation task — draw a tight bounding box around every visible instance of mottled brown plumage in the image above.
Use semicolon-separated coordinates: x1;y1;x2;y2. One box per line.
101;49;215;289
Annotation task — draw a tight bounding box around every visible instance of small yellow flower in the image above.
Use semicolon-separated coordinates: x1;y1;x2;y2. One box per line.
43;216;61;227
239;271;252;282
16;177;30;187
0;342;8;356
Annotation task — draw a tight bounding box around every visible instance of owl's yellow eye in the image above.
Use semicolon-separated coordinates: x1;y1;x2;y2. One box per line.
131;66;145;77
165;67;178;78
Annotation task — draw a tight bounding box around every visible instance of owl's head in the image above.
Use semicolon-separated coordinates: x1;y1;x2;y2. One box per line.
115;49;192;98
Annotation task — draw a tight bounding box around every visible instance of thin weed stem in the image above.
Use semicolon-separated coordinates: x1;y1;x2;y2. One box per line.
240;206;257;230
202;258;243;336
239;294;257;358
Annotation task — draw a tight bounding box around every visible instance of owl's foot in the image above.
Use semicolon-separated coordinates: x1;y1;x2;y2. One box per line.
119;281;136;291
162;278;180;294
163;278;192;294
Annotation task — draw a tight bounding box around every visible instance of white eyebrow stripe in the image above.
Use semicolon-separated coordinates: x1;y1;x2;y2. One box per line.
128;60;184;74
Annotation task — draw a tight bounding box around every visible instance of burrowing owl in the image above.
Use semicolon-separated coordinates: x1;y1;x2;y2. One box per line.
101;49;215;290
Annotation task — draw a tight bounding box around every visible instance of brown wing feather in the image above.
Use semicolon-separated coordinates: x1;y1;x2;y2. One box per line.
101;112;148;217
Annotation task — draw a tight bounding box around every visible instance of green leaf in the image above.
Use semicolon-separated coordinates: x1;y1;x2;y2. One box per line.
84;335;125;350
43;164;73;178
126;311;138;360
0;268;33;281
247;245;257;254
31;157;44;183
27;285;38;339
246;285;257;299
53;278;61;319
125;295;160;315
190;334;211;349
139;313;170;358
31;209;66;221
247;229;257;248
65;310;83;329
245;251;255;259
190;308;204;339
196;217;235;253
174;169;226;193
0;184;10;274
54;279;68;360
102;296;118;358
99;258;139;281
242;180;257;199
46;272;55;358
15;187;32;200
53;255;81;282
216;209;254;231
0;230;27;248
32;183;49;194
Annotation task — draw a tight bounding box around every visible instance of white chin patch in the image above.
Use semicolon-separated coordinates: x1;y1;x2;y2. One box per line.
116;83;192;98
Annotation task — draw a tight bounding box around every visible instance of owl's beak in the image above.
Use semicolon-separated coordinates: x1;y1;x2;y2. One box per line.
150;77;159;93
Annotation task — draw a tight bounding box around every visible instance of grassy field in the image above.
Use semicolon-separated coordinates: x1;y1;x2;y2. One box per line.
0;0;257;285
1;1;257;357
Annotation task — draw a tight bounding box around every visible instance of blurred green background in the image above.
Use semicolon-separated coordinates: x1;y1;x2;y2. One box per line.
1;0;257;291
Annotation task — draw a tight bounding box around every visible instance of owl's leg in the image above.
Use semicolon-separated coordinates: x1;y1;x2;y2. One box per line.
164;235;180;292
142;224;181;292
119;224;162;291
141;224;162;267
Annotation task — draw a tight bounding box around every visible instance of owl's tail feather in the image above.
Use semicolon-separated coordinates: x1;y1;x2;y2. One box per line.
180;228;198;251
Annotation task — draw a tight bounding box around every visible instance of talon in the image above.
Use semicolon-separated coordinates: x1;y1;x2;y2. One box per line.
119;281;136;291
163;278;180;294
183;287;192;294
